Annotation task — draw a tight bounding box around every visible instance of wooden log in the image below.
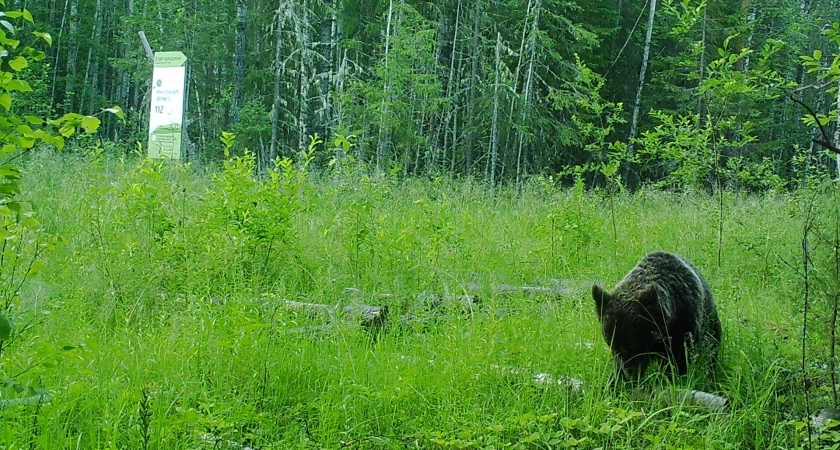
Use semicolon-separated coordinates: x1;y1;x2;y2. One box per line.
282;300;388;329
662;389;728;413
0;394;52;409
811;408;840;438
491;365;584;392
413;291;479;312
493;284;572;298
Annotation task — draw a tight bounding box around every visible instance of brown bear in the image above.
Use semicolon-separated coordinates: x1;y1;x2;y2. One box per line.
592;251;721;382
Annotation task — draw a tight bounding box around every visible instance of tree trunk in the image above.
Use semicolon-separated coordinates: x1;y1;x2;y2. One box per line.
63;0;79;114
464;0;481;175
297;0;311;153
376;0;395;174
50;0;69;108
231;0;247;124
834;79;840;179
489;32;502;190
442;0;462;174
515;0;540;191
269;2;286;167
81;0;104;115
695;5;706;120
317;0;337;142
625;0;657;187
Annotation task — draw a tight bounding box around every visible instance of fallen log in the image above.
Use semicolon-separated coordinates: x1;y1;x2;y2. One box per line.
282;300;388;329
493;284;573;298
811;408;840;439
0;394;52;409
491;364;584;392
667;389;729;413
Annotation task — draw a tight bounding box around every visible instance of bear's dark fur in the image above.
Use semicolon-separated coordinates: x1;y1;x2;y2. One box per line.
592;251;721;382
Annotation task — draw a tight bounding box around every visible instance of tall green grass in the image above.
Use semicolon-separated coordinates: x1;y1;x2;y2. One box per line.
0;150;816;448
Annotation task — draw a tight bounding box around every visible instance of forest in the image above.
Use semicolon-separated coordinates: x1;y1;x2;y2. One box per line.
23;0;840;188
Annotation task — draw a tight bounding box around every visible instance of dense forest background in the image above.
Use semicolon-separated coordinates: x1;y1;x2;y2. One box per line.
22;0;840;188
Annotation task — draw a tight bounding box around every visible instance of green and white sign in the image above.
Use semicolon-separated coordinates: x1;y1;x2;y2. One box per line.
148;51;187;159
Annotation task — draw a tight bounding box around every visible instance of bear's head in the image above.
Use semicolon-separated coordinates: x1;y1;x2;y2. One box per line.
592;283;672;380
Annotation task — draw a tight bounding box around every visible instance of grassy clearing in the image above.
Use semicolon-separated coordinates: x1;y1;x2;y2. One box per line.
0;150;819;448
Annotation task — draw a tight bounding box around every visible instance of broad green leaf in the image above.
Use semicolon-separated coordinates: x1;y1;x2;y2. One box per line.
4;11;21;19
58;123;74;137
814;49;823;60
0;313;12;340
23;115;42;125
80;116;100;133
102;105;126;120
0;93;10;111
19;215;38;228
29;259;44;274
0;165;21;178
22;10;32;22
5;79;32;92
8;55;26;71
33;31;51;46
0;20;13;33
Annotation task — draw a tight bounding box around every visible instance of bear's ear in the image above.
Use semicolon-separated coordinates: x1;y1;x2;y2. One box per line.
639;283;671;320
638;284;659;307
592;284;610;319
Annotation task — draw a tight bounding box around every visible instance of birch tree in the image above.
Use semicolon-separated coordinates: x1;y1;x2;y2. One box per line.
231;0;247;124
626;0;656;185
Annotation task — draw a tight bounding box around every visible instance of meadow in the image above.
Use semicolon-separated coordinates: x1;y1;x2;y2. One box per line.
0;149;822;449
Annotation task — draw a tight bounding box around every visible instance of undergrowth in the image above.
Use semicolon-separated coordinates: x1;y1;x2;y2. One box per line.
0;150;817;449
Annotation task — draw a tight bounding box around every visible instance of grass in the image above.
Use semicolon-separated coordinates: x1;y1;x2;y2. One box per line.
0;149;823;448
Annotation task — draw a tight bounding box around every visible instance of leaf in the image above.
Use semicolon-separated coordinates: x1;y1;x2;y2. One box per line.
0;313;12;340
80;116;100;133
58;123;75;137
22;10;32;23
23;115;42;125
5;79;32;92
0;20;13;33
102;105;125;120
0;93;9;111
29;259;44;274
814;50;823;60
8;55;26;71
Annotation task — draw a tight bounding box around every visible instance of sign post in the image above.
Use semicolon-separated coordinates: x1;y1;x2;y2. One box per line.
148;51;187;159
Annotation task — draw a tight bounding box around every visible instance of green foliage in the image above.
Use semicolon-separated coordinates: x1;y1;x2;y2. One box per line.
341;2;444;172
557;54;630;191
0;2;119;403
636;26;793;191
8;151;819;447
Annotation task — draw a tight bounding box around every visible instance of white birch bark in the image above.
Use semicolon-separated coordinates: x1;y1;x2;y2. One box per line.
376;0;395;174
515;0;540;190
442;0;462;171
626;0;657;181
81;0;103;115
835;79;840;179
231;0;247;124
297;0;311;153
63;0;79;112
489;32;502;189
